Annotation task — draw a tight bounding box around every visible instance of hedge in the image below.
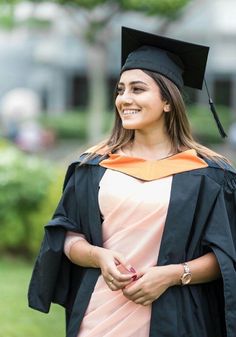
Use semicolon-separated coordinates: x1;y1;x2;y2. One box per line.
0;140;64;258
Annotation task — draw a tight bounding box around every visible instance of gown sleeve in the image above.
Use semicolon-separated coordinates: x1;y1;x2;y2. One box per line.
202;169;236;337
28;162;82;313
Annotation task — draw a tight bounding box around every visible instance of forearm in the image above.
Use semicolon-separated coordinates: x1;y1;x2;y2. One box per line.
64;232;135;288
168;252;221;286
64;231;99;268
69;239;100;268
122;253;221;305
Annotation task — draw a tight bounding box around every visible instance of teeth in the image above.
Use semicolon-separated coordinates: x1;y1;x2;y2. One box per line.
123;110;139;115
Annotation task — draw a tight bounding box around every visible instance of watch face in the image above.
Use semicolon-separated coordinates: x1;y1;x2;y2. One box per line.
181;273;192;285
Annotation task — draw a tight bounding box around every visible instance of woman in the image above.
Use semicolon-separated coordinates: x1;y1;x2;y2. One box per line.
28;27;236;337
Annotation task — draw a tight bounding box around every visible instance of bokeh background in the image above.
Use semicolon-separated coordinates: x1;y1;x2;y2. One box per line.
0;0;235;336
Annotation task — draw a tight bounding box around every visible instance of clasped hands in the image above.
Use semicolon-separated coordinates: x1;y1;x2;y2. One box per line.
92;246;172;306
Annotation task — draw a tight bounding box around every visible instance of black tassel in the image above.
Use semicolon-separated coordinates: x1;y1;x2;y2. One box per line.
204;80;227;138
208;98;227;138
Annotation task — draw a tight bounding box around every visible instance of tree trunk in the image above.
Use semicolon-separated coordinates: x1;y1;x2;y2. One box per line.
86;43;107;144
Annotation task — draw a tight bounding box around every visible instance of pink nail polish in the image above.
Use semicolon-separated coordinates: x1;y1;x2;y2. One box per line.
129;267;136;273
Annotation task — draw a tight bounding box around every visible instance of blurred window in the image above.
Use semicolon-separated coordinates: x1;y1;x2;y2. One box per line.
71;75;89;108
214;78;232;107
41;89;48;111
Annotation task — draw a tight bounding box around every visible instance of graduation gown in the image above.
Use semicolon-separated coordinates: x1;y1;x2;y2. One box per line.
28;153;236;337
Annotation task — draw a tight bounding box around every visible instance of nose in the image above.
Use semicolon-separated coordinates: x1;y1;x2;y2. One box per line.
116;90;133;106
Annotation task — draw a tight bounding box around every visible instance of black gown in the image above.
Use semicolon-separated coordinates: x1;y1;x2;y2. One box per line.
28;154;236;337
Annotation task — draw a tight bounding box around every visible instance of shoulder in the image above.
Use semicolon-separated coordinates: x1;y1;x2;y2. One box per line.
62;152;108;191
64;141;108;171
204;157;236;174
78;153;105;166
71;140;110;167
201;158;236;192
185;155;235;190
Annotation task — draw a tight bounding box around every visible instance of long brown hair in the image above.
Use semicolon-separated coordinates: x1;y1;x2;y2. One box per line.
82;70;228;164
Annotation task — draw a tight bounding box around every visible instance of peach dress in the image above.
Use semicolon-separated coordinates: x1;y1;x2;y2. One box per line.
76;168;173;337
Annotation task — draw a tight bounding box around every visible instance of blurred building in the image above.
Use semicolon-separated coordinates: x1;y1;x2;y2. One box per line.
165;0;236;112
0;0;235;115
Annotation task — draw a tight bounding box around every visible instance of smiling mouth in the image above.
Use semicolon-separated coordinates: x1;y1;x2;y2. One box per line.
122;109;140;115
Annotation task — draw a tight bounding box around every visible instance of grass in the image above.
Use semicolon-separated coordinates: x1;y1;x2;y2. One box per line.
0;257;64;337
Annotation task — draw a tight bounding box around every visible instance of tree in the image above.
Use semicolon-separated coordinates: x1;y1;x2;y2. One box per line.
3;0;191;142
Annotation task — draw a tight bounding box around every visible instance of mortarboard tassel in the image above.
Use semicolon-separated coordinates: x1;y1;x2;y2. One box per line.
204;79;227;138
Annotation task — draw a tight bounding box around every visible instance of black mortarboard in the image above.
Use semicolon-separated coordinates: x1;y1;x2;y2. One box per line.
121;26;227;138
121;26;209;90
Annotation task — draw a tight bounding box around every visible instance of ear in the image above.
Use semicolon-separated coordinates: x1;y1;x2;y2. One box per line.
164;104;171;112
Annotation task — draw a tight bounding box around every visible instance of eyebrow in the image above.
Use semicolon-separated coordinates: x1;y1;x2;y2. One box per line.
117;80;148;86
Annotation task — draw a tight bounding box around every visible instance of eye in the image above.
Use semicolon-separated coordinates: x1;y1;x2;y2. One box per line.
132;87;144;93
116;87;124;95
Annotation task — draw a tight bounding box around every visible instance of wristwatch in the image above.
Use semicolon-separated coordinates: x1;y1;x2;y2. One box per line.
180;262;192;285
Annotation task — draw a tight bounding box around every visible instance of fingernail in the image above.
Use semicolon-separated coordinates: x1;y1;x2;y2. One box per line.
131;275;137;281
129;267;136;273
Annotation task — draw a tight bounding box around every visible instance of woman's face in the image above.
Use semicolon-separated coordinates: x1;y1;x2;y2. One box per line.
115;69;167;133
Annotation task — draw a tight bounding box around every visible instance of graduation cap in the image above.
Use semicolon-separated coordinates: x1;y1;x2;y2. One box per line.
121;26;227;138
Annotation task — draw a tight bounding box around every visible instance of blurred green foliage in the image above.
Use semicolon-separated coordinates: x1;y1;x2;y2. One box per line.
119;0;190;16
56;0;105;8
39;110;113;140
188;104;232;144
0;1;51;30
0;140;64;257
0;2;16;30
39;111;88;139
54;0;190;16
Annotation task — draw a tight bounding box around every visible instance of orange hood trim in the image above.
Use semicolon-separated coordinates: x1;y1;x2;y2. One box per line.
99;149;208;181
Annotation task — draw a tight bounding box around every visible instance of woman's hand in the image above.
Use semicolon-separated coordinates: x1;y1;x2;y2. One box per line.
92;246;137;291
122;265;181;306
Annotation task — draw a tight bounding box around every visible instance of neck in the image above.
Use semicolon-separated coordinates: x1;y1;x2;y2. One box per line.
126;130;173;160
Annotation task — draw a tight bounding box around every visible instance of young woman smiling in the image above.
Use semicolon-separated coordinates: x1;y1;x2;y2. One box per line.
29;27;236;337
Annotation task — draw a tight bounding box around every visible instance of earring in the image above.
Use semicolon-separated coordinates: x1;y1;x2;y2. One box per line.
164;105;170;112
